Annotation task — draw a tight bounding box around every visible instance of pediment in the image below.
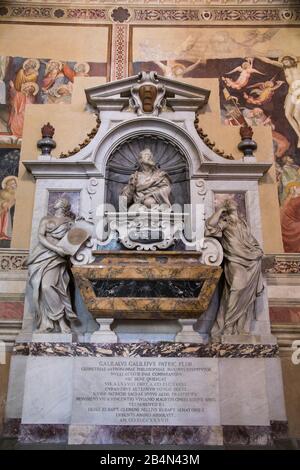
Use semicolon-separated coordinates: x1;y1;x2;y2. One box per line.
85;71;210;114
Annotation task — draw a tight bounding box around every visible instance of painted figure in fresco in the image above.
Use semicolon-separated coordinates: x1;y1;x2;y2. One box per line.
8;80;39;138
223;104;246;126
231;29;280;57
222;58;265;90
73;62;90;77
205;199;264;337
243;79;285;105
243;107;271;126
0;56;9;105
27;197;78;333
41;60;73;104
41;60;90;104
13;58;40;92
154;58;204;79
139;34;205;79
0;175;17;241
260;56;300;147
243;108;290;158
278;156;300;204
281;181;300;252
45;83;73;104
7;58;40;137
121;148;172;211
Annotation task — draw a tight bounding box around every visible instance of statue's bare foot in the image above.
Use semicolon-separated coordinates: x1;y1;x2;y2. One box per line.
68;311;77;319
59;319;71;334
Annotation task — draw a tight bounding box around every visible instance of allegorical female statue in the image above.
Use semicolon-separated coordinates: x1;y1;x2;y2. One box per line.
205;199;264;337
121;148;172;210
27;197;79;333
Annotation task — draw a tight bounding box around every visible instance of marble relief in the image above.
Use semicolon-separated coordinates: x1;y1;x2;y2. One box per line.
214;192;246;219
47;190;80;218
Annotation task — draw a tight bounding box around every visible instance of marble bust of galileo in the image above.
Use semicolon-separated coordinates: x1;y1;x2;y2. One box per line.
121;148;172;211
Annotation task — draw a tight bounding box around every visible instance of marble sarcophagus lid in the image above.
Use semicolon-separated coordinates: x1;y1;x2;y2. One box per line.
72;251;222;320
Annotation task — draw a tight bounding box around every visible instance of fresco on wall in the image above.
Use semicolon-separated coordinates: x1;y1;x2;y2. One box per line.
218;57;300;253
132;27;300;253
133;28;300;67
0;147;20;248
0;55;106;143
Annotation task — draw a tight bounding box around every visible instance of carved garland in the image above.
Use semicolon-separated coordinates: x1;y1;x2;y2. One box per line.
0;254;27;271
59;114;101;159
194;111;234;160
266;260;300;274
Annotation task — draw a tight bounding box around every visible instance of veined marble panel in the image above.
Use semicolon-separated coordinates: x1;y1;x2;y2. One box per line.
11;341;279;358
21;357;73;424
219;358;270;426
5;355;27;420
265;358;287;422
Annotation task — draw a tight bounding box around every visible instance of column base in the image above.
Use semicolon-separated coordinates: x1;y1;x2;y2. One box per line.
90;318;118;343
175;319;208;344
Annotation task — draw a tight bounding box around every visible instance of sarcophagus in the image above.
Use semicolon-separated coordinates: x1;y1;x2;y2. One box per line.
72;251;222;320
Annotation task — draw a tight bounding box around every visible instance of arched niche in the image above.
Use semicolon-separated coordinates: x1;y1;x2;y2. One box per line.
105;133;190;210
91;117;203;178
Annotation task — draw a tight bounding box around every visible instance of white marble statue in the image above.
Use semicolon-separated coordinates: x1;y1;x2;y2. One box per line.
27;197;80;333
121;148;172;211
205;199;264;337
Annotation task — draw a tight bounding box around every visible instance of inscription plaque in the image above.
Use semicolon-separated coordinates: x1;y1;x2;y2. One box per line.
72;357;220;426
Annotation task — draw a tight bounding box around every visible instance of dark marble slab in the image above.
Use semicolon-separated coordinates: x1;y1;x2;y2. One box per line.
91;279;204;298
6;422;285;447
223;425;273;446
12;341;279;358
270;420;289;441
151;425;223;446
13;343;30;356
18;424;68;444
30;342;74;356
2;418;21;438
68;425;223;446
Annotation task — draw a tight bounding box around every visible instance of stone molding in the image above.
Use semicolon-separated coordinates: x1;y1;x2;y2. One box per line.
0;250;299;273
11;340;279;357
1;1;297;5
0;322;297;353
271;323;300;351
0;319;22;349
0;2;298;24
